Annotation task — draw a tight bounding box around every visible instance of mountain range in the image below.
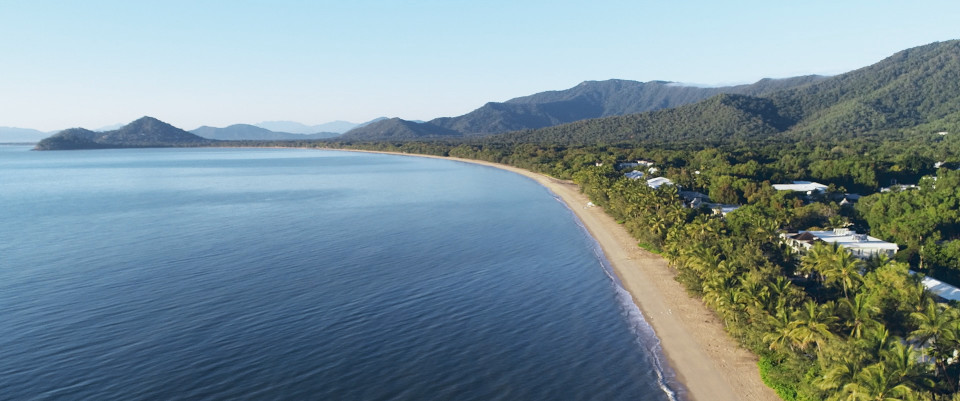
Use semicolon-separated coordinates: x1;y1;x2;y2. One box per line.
0;127;51;143
32;40;960;149
338;76;826;140
256;120;355;134
190;124;340;140
503;40;960;144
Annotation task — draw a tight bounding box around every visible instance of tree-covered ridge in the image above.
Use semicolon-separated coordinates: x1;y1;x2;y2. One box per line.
35;117;211;150
336;117;460;140
492;40;960;145
773;40;960;139
497;94;791;144
427;76;824;136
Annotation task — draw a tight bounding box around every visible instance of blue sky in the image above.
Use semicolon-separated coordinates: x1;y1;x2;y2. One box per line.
2;0;959;131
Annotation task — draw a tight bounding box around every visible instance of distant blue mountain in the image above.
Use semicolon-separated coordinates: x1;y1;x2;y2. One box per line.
191;124;339;140
255;117;388;134
0;127;54;143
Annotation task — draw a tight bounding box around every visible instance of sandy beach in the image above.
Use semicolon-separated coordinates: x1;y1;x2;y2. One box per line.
342;149;779;401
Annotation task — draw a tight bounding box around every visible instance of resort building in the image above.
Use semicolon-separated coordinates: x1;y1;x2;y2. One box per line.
624;170;645;180
782;228;899;259
772;181;828;195
646;177;675;189
914;273;960;303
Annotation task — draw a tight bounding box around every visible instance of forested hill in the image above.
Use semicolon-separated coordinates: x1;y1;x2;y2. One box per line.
336;118;461;140
497;94;790;144
35;117;210;150
770;40;960;138
500;40;960;144
336;76;825;140
425;76;824;136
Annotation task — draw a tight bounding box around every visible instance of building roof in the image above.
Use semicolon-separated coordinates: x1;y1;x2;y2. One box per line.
624;170;645;179
646;177;674;189
792;232;817;242
712;204;740;215
679;191;709;201
921;275;960;302
772;181;828;192
909;271;960;302
802;228;899;251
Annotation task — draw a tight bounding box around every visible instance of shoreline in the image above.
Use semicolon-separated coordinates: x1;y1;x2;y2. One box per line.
340;149;779;401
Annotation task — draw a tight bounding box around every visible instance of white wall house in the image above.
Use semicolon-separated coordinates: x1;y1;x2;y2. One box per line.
783;228;898;259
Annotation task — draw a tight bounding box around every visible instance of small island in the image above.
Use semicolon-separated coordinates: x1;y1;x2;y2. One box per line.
35;116;212;150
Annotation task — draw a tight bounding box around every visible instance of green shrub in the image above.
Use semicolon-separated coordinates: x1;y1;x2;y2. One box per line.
758;356;798;401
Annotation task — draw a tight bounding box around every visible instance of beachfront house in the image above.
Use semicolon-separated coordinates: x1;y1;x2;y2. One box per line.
772;181;828;195
782;228;899;259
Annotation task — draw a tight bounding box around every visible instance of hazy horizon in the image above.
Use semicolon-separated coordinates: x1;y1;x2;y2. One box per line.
2;0;959;131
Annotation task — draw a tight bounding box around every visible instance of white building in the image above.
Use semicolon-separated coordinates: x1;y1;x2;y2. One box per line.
917;274;960;302
783;228;898;259
624;170;645;180
618;160;655;169
646;177;674;189
880;184;918;192
711;204;740;216
773;181;828;194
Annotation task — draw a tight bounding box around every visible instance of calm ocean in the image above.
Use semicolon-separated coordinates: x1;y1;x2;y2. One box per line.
0;146;680;400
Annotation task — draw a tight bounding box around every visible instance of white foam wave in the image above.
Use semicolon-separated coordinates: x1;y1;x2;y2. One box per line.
553;195;684;401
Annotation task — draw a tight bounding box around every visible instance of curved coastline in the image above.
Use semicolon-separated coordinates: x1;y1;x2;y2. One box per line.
338;149;779;401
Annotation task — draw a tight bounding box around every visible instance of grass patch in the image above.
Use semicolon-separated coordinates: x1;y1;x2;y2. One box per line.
637;242;662;254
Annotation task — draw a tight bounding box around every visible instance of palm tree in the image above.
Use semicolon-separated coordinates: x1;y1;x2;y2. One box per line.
763;306;796;354
864;253;892;274
823;245;863;299
799;242;833;285
815;356;862;395
858;325;893;360
790;300;839;352
766;276;798;313
909;299;960;391
840;363;913;401
688;215;718;242
842;293;879;339
881;341;932;393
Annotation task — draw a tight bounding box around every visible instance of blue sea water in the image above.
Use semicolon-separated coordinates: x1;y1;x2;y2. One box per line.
0;146;681;401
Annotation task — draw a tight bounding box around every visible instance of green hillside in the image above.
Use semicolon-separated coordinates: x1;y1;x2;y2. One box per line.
337;118;461;141
499;40;960;145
